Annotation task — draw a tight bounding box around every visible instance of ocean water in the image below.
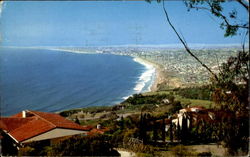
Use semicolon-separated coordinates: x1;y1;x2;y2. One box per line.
0;47;155;116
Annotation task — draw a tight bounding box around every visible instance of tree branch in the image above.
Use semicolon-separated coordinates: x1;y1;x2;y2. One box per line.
162;0;218;81
236;0;249;12
220;13;248;29
205;1;248;37
241;29;248;53
188;6;211;11
192;2;248;30
218;8;248;29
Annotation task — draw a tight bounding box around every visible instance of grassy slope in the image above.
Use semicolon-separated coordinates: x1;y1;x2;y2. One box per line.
144;90;214;109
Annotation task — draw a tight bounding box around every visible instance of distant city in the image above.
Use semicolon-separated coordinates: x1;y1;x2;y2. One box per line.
51;45;243;86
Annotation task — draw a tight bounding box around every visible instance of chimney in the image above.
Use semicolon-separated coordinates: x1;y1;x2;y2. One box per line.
22;110;26;118
96;124;101;130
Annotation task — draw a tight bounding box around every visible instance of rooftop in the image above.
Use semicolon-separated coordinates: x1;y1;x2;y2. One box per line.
0;110;90;143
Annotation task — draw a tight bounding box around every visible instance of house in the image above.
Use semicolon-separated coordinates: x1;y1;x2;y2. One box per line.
0;110;91;155
172;106;206;128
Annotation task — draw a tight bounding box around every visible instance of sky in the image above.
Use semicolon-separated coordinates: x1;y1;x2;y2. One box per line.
0;1;249;47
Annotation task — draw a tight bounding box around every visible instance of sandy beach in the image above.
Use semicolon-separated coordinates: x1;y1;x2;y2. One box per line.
150;64;166;91
135;57;182;92
133;57;166;92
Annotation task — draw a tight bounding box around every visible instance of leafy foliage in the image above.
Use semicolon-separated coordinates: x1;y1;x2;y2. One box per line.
146;0;249;37
124;93;173;105
18;146;35;156
59;106;113;117
211;50;249;154
173;86;212;100
169;101;182;114
212;51;249;111
19;134;119;156
184;0;249;37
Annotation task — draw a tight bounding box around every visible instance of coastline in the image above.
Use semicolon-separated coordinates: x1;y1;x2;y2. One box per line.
133;57;165;92
134;56;182;92
46;48;162;101
149;60;166;92
46;47;163;93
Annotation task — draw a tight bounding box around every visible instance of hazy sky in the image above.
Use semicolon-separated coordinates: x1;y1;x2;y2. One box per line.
0;1;248;47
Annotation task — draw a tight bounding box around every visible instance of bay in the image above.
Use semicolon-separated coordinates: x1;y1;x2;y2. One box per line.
0;47;154;116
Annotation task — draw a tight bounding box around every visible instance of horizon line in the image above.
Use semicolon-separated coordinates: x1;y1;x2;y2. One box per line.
1;43;248;48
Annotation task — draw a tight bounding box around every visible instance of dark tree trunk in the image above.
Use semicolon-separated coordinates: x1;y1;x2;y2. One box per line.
142;114;147;144
181;114;188;144
153;120;158;144
177;118;181;141
162;118;166;143
170;117;173;143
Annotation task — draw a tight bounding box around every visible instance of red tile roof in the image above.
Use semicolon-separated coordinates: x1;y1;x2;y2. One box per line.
0;117;34;132
30;110;88;130
9;118;54;142
0;119;8;131
1;110;89;143
181;106;206;112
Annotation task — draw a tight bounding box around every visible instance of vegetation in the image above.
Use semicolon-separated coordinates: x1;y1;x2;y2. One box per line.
59;105;113;117
19;135;119;156
144;0;249;155
183;0;249;37
146;0;249;81
55;65;249;156
211;50;249;154
173;86;211;100
123;93;174;105
19;73;248;156
17;1;248;155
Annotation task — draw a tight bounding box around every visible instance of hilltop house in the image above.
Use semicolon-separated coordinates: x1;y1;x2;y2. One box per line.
171;106;209;128
0;110;91;155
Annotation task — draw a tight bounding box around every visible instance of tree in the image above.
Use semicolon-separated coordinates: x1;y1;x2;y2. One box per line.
161;117;166;142
176;118;181;141
212;50;249;111
74;116;80;124
184;0;249;37
146;0;249;154
153;120;158;143
120;115;124;130
169;116;173;142
180;113;188;144
146;0;249;81
211;50;249;154
169;101;182;114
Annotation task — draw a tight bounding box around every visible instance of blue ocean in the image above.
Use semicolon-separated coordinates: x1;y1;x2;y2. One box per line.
0;47;155;116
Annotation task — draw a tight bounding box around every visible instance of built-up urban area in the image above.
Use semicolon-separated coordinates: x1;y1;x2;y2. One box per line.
57;45;240;87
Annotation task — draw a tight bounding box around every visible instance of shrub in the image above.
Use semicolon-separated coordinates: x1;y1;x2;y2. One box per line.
49;134;119;156
18;146;35;156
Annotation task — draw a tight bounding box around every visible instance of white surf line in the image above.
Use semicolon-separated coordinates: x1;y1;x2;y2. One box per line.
133;57;156;93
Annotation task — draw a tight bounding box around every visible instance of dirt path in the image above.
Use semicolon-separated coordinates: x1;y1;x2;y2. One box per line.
185;144;227;156
116;149;136;157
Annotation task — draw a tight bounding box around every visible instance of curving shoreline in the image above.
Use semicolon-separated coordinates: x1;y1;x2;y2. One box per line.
48;48;165;99
133;57;156;93
57;56;170;115
48;48;160;99
48;47;163;94
133;57;166;92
